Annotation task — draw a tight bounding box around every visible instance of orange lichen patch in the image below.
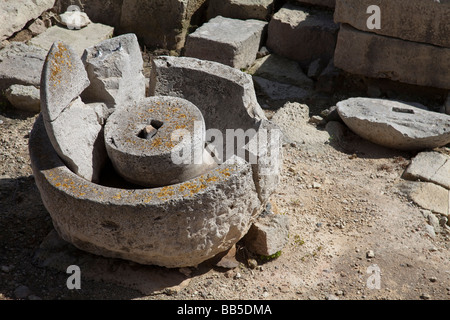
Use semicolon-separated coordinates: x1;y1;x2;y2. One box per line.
151;137;163;148
157;186;175;199
49;42;72;86
113;193;122;200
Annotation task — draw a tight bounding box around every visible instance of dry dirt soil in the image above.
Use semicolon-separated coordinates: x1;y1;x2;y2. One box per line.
1;97;449;302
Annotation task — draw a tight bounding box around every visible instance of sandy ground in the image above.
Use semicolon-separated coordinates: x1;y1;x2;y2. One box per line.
1;99;449;301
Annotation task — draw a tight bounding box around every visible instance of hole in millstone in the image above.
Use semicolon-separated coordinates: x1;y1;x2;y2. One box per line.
138;120;164;140
392;107;415;114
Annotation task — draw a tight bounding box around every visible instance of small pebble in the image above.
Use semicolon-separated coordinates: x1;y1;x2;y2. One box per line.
429;276;437;283
14;285;31;299
1;265;10;273
247;259;258;269
234;272;242;280
420;293;431;300
366;250;375;259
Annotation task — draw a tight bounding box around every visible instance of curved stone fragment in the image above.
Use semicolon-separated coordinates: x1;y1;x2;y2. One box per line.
29;115;263;268
40;41;106;182
337;98;450;151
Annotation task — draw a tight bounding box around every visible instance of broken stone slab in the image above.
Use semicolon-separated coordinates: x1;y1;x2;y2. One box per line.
185;16;267;70
5;84;40;113
402;152;450;190
29;114;263;267
243;213;289;256
334;24;450;90
0;43;48;91
40;41;106;182
120;0;208;51
398;181;449;217
207;0;274;21
81;34;146;110
28;18;48;37
0;0;56;41
266;3;339;67
248;54;314;89
337;98;450;151
334;0;450;48
29;23;114;56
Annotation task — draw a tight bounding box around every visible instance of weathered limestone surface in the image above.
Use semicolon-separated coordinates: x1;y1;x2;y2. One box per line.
334;0;450;48
337;98;450;151
29;24;114;56
81;34;146;109
243;213;290;256
401;181;450;217
0;43;48;91
120;0;207;50
334;25;450;90
0;0;56;41
266;3;338;66
29;115;263;267
5;85;41;113
403;152;450;190
40;41;106;182
105;96;212;187
185;16;267;69
207;0;274;21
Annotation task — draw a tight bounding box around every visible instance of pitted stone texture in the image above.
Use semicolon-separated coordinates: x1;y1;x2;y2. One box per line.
403;152;450;190
337;98;450;151
334;24;450;90
207;0;274;21
29;24;114;56
150;56;281;205
81;34;146;109
185;16;267;69
0;0;55;41
334;0;450;48
243;213;289;256
0;43;48;91
40;41;106;182
266;4;338;67
105;96;211;187
29;115;263;268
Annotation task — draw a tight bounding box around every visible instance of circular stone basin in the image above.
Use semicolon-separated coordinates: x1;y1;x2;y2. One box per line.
105;96;209;187
29;115;263;268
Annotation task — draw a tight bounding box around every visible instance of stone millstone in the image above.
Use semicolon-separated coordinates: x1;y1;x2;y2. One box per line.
40;41;106;182
104;96;214;187
337;98;450;151
29;115;263;268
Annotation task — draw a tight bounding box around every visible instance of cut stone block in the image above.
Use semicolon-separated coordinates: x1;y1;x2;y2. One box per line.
184;16;267;69
81;34;146;110
0;43;48;91
29;23;114;56
266;3;339;67
120;0;207;50
337;98;450;151
334;24;450;90
403;152;450;190
207;0;274;21
40;41;106;182
243;213;290;256
5;85;41;113
0;0;55;41
295;0;335;8
334;0;450;48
